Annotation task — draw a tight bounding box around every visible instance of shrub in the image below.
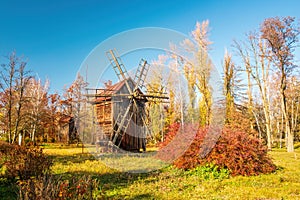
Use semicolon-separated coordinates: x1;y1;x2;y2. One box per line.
158;122;180;149
0;141;52;180
206;128;276;176
160;125;276;176
156;123;198;163
18;174;101;200
184;163;230;180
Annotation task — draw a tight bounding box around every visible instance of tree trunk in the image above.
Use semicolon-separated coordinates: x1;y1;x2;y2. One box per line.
280;74;294;152
265;114;272;150
262;89;272;150
31;123;36;144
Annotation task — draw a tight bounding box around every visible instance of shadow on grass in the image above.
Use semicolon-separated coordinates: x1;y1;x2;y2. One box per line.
0;170;160;199
0;178;18;200
116;193;155;200
52;170;160;199
47;151;162;199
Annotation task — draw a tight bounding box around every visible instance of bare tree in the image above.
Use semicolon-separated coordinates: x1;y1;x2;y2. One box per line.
13;61;32;143
0;53;16;143
261;16;300;152
0;52;31;143
233;39;258;137
286;76;300;147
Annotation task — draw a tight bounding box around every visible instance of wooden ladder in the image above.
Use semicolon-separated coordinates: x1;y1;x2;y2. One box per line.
134;59;149;90
112;103;133;147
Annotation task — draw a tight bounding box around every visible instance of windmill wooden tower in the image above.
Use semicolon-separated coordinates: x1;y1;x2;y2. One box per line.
88;49;168;152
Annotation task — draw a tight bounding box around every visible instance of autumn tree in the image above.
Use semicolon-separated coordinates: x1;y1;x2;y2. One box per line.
0;53;17;143
261;16;300;152
0;52;32;143
286;76;300;145
221;49;256;136
268;74;284;147
151;21;213;127
148;54;183;143
147;61;166;143
222;50;235;123
182;20;212;126
62;73;88;143
25;78;49;144
13;60;32;143
166;50;187;127
48;93;61;142
183;63;197;123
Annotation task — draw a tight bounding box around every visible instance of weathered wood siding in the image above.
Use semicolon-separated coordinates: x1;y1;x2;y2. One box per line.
96;79;146;151
95;100;112;137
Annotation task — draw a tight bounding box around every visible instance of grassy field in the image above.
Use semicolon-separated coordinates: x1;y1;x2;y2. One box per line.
1;144;300;199
40;144;300;200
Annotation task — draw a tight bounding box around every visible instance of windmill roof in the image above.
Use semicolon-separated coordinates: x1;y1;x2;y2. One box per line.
103;79;128;95
94;78;136;102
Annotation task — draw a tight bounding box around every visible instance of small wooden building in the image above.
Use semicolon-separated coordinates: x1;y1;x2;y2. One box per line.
58;115;78;144
94;78;147;152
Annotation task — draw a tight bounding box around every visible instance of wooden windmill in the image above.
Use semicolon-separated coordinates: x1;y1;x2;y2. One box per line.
88;49;168;152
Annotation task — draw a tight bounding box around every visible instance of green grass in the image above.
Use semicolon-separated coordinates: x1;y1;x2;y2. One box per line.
41;144;300;200
1;144;300;199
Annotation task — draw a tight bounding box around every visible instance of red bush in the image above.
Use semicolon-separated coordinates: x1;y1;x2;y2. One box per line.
156;123;198;163
205;128;276;176
158;122;180;149
172;127;206;169
159;125;276;176
0;141;52;180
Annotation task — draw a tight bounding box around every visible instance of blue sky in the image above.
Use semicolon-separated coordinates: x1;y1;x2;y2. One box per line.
1;0;300;93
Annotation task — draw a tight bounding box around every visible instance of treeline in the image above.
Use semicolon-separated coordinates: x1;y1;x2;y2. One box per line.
148;16;300;152
0;52;87;145
1;16;299;153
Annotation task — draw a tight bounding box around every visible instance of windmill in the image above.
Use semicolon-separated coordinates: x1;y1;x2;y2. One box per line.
87;49;168;152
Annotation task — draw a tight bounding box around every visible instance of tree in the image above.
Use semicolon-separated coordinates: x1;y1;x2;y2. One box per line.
234;32;273;150
222;50;235;123
233;39;259;137
261;16;300;152
25;78;49;144
0;52;31;143
182;20;213;126
167;49;187;128
148;54;184;143
0;53;16;143
268;74;283;148
147;59;166;143
48;93;61;142
13;60;32;143
62;73;88;144
286;76;300;146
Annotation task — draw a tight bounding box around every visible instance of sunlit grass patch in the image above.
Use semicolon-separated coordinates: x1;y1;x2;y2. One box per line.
96;152;169;173
44;144;170;173
41;144;300;199
51;159;113;175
